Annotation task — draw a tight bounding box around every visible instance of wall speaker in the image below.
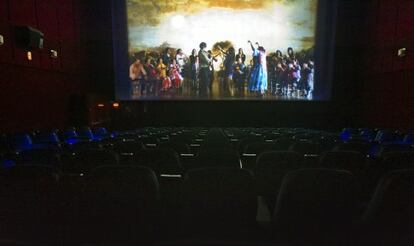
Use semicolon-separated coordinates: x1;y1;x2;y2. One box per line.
14;26;44;50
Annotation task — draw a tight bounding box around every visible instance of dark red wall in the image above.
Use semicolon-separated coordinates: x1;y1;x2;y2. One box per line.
0;0;88;132
358;0;414;129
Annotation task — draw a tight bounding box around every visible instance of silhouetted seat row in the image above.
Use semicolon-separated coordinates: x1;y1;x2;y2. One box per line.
2;163;414;244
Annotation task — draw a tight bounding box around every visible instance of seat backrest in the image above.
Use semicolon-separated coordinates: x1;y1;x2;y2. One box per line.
273;168;360;237
76;149;119;172
381;151;414;172
112;140;144;155
10;134;33;152
377;144;413;157
243;142;282;155
319;151;368;175
194;148;241;169
180;167;257;228
333;141;371;154
159;141;190;155
255;151;303;196
134;148;182;175
79;165;160;239
289;142;321;156
362;169;414;243
17;149;61;167
0;165;60;228
237;137;265;154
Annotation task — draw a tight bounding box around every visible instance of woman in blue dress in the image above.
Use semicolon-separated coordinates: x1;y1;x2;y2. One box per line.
248;41;268;95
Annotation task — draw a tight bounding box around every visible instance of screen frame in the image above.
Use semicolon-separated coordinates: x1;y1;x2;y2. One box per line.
112;0;338;102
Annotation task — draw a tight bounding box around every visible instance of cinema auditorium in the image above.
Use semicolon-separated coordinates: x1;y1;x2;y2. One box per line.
0;0;414;245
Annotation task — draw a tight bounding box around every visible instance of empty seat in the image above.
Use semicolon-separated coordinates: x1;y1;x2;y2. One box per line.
376;143;413;157
361;169;414;245
180;167;257;237
289;142;321;157
255;151;303;202
193;148;241;169
243;142;282;155
31;130;61;149
333;141;371;155
272;169;360;243
0;165;60;243
112;139;144;154
77;165;160;244
320;151;368;175
77;127;95;140
16;149;61;167
272;137;294;151
380;151;414;172
92;127;110;139
159;141;191;155
237;137;265;154
134;148;182;175
68;149;119;173
9;134;33;152
241;142;284;170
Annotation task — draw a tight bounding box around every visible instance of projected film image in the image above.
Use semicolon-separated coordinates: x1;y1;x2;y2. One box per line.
127;0;318;100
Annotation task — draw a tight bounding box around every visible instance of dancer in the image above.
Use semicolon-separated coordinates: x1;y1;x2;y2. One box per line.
233;57;246;96
222;46;236;96
208;50;218;91
236;48;246;64
198;42;211;97
248;41;268;95
129;56;147;96
175;49;188;75
169;59;183;89
156;58;171;92
188;49;199;91
143;57;157;95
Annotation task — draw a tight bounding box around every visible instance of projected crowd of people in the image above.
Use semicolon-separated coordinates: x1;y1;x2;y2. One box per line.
129;41;314;100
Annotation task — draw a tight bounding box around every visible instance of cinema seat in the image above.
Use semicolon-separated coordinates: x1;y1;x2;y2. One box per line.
31;130;61;150
272;169;360;243
255;151;303;211
403;133;414;145
180;167;257;238
134;148;182;175
68;149;119;173
159;141;191;155
93;127;110;139
193;148;241;169
237;136;265;154
272;137;294;151
334;141;371;156
77;127;95;140
0;165;60;244
380;151;414;172
290;142;321;167
16;149;61;167
241;142;284;170
77;165;160;244
361;169;414;245
376;143;413;157
290;141;321;156
319;151;368;175
112;139;144;152
9;134;33;152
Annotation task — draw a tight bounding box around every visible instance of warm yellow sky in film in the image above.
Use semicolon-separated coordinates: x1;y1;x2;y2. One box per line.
127;0;318;54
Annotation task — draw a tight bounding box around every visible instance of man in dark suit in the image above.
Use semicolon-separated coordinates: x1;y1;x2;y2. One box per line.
198;42;211;98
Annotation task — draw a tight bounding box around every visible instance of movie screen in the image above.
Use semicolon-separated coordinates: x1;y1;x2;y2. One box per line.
125;0;319;100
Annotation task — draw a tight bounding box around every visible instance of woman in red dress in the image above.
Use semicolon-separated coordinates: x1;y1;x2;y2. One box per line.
169;59;183;89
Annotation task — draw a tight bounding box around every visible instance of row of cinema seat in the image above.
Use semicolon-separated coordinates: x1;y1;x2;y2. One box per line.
0;127;413;245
